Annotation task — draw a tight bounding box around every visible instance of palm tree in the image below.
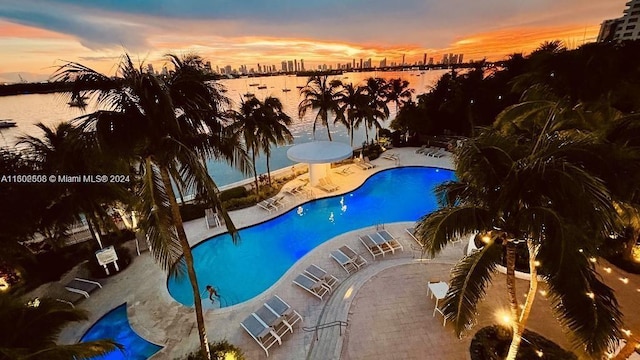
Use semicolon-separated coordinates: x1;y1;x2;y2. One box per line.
17;122;130;249
52;53;247;360
358;77;390;142
228;96;292;191
386;78;414;114
415;129;623;359
334;82;367;148
0;294;120;360
259;97;293;185
298;75;342;141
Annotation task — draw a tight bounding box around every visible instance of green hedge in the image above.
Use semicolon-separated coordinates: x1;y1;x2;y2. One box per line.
177;340;245;360
469;325;577;359
219;186;248;201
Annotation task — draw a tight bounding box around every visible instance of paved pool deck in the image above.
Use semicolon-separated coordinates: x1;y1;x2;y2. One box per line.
28;146;640;359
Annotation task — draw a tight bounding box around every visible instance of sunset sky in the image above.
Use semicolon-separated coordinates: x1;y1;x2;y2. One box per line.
0;0;627;83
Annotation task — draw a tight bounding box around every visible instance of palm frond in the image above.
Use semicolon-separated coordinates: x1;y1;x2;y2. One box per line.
442;241;502;335
415;206;491;258
23;340;122;360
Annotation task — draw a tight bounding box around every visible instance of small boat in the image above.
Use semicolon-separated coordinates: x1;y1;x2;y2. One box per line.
0;119;17;128
282;88;291;92
243;92;255;98
257;85;267;89
249;83;259;87
296;85;304;89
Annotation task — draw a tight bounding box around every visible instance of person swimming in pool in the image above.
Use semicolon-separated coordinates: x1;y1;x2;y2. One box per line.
205;285;219;303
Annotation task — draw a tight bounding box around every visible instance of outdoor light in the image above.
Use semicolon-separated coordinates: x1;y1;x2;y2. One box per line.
536;349;544;357
620;277;630;284
27;297;40;308
481;235;491;244
589;257;597;263
539;290;547;297
603;267;612;273
0;277;8;292
622;329;632;336
534;260;541;267
586;292;595;299
578;248;584;253
496;310;512;326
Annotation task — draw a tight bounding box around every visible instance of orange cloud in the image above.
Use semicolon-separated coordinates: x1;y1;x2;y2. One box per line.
0;20;66;39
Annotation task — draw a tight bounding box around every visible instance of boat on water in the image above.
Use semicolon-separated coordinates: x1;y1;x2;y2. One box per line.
249;83;259;87
0;119;17;128
257;85;267;89
282;79;291;92
296;85;304;89
243;92;255;98
282;88;291;92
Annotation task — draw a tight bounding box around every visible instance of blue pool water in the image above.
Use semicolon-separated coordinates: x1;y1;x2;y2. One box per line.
167;167;455;307
80;303;162;360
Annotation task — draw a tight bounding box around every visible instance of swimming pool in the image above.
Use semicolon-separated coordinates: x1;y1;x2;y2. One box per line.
80;303;162;360
167;167;455;307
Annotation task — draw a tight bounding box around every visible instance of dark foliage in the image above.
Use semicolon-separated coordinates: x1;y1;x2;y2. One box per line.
178;340;245;360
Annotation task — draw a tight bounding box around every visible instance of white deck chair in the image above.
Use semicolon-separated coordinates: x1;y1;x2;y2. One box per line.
316;178;338;192
304;264;340;292
265;295;303;330
205;208;222;229
292;273;330;300
330;250;359;274
359;235;386;259
339;245;368;268
240;313;282;357
254;304;294;336
376;230;404;253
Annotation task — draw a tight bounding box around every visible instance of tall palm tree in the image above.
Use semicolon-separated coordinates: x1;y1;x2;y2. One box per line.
52;53;247;360
17;122;130;249
386;78;414;114
358;77;390;143
0;294;120;360
415;129;623;359
228;97;263;193
259;97;293;185
298;75;342;141
334;82;366;148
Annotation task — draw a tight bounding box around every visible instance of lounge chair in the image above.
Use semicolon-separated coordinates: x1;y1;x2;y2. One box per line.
292;273;330;300
415;145;428;154
376;230;404;253
428;148;447;158
330;250;359;274
64;278;102;298
359;235;386;259
264;295;303;330
422;147;439;156
363;156;376;169
381;152;399;162
334;166;354;176
205;208;222;229
304;264;340;292
405;227;421;246
353;158;374;170
258;195;286;212
339;245;368;268
316;177;338;192
240;313;282;357
254;304;294;336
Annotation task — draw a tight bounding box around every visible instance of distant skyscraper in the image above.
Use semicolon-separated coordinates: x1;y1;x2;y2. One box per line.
257;63;262;73
402;54;405;66
458;54;464;64
147;63;155;74
300;59;305;71
204;61;212;73
162;66;168;76
294;59;298;72
428;57;434;65
281;61;287;71
359;59;363;69
441;54;448;65
224;65;232;74
352;59;356;68
598;0;640;42
423;53;427;65
379;58;387;67
287;60;294;72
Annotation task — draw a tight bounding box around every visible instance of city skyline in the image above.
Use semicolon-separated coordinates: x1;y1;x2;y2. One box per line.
0;0;626;82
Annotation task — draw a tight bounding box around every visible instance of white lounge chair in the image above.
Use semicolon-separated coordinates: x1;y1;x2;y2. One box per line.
381;152;399;162
204;208;222;229
376;230;404;253
264;295;303;330
240;313;282;357
339;245;368;268
258;195;286;212
334;166;354;176
304;264;340;292
330;250;359;274
64;278;102;298
405;227;421;246
292;273;330;300
359;235;386;259
316;177;339;192
353;158;374;170
254;304;294;336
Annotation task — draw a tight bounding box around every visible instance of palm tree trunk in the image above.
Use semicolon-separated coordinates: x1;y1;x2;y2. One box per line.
86;217;103;249
349;117;354;148
506;241;540;360
505;241;519;318
251;148;259;195
159;167;211;360
266;154;272;186
324;114;333;141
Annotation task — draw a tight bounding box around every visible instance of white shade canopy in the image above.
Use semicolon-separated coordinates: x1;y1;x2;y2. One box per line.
287;141;353;164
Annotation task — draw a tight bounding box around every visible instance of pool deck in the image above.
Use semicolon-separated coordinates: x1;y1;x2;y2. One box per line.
39;146;640;359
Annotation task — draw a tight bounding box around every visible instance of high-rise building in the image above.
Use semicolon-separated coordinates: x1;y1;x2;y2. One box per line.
402;54;405;66
224;65;232;75
428;57;434;65
352;59;356;68
162;66;169;76
294;59;298;72
441;54;448;65
147;63;155;74
287;60;294;72
257;63;262;73
300;59;305;71
204;61;212;73
458;54;464;64
359;59;363;69
379;58;387;68
598;0;640;42
281;61;287;72
423;53;427;65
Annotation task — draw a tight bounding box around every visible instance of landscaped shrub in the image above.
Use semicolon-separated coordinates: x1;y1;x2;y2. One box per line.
179;203;209;222
599;233;640;274
469;325;577;360
222;194;259;211
178;340;245;360
219;186;248;201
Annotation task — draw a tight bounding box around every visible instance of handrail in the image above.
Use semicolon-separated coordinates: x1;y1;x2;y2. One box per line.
303;320;348;341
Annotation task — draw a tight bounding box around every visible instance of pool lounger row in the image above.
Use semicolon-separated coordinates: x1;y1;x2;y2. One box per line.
240;295;303;357
292;264;340;300
359;230;404;260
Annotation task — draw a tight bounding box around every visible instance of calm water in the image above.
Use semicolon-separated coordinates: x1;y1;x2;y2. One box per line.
167;167;455;307
80;303;162;360
0;70;447;186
